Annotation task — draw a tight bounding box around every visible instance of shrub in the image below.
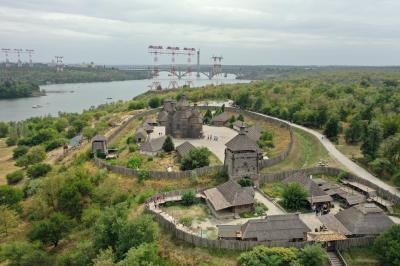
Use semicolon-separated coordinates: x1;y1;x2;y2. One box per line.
127;155;142;169
0;121;9;138
238;246;298;266
162;135;174;152
181;189;196;206
128;101;146;110
15;146;46;168
281;182;308;211
0;241;52;266
148;97;161;108
297;244;327;266
126;136;136;145
180;147;211;170
6;137;17;146
128;144;137;153
45;138;66;151
136;189;156;204
137;170;150;184
179;216;193;227
27;163;52;179
12;145;29;159
0;185;23;208
6;170;24;185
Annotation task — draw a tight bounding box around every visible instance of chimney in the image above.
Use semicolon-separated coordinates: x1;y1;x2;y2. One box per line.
239;124;246;135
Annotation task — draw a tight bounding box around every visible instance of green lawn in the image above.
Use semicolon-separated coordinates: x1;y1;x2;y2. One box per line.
261;181;286;198
341;247;381;266
261;128;342;174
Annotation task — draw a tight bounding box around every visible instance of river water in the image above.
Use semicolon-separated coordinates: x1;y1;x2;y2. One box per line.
0;74;249;122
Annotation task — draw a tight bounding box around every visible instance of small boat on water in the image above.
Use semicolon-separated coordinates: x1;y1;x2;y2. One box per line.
106;97;113;100
32;104;43;109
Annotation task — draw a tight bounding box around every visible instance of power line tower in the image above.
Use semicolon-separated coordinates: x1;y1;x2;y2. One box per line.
14;49;23;67
1;48;11;67
183;47;196;88
25;49;35;67
55;56;64;72
196;49;200;78
148;45;163;90
211;55;223;84
166;46;180;89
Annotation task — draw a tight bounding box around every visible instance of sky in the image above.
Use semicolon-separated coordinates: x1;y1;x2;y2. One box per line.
0;0;399;65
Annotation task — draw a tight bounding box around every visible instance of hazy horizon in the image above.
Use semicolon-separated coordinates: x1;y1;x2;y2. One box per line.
1;0;400;66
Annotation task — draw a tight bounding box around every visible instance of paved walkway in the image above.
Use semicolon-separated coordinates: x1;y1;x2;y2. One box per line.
249;110;400;198
254;191;285;215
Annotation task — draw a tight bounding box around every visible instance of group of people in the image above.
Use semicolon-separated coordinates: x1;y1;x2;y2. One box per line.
312;204;330;216
206;134;219;141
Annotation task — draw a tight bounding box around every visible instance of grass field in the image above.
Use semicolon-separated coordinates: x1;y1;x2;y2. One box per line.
261;128;342;174
341;247;381;266
0;139;21;185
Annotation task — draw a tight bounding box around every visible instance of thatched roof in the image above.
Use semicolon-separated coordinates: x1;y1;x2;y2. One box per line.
240;214;311;241
225;129;262;153
140;136;166;153
204;180;254;211
158;110;168;122
217;224;241;238
313;178;365;205
320;203;394;236
318;214;352;235
92;134;107;142
245;125;262;142
135;128;147;139
176;141;195;158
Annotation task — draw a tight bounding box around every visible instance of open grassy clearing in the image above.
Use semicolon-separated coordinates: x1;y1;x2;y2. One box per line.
0;139;21;185
341;247;381;266
261;128;342;174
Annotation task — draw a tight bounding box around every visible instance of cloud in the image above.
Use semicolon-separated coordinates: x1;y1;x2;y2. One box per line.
0;0;399;65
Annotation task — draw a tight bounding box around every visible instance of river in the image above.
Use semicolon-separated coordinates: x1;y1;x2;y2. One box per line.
0;74;249;122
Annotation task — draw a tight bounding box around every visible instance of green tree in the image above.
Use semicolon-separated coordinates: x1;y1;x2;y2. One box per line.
361;121;383;161
27;163;52;179
345;118;363;144
92;204;128;251
238;246;298;266
297;244;327;266
235;92;252;109
0;241;52;266
118;243;162;266
148;97;161;108
56;240;96;266
281;183;308;211
15;146;46;167
373;224;400;266
380;133;400;167
323;116;339;141
180;147;210;170
137;170;150;184
57;177;92;218
162;135;174;152
237;114;244;122
203;109;212;124
82;126;98;140
115;215;158;258
93;247;116;266
0;121;9;137
181;189;196;206
6;170;24;185
0;205;19;236
27;212;72;247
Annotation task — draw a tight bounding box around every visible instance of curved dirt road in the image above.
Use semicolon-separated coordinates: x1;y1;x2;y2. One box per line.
246;109;400;198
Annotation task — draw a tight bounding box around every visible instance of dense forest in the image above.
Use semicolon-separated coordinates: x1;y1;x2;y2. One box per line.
0;80;43;99
0;64;149;86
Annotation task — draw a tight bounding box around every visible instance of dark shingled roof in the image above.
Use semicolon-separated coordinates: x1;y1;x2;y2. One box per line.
204;180;254;211
320;203;394;235
241;215;311;241
140;136;166;153
211;112;231;123
176;141;195;158
225;130;262;153
92;134;107;142
218;214;311;241
245;125;262;142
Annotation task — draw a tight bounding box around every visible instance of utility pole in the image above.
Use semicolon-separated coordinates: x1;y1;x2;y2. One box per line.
196;49;200;78
14;49;23;67
55;56;64;72
1;48;11;67
25;49;34;67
